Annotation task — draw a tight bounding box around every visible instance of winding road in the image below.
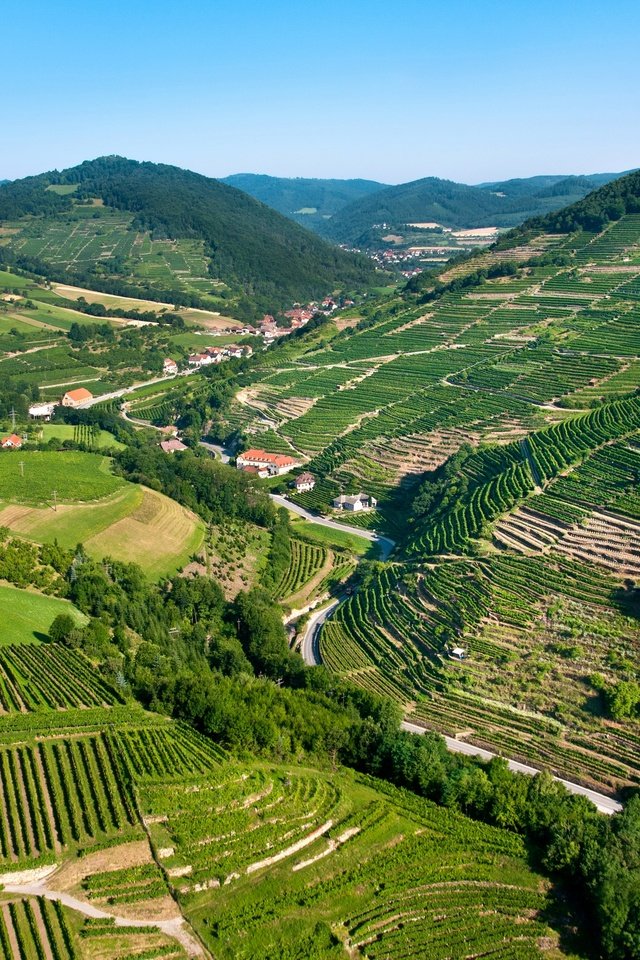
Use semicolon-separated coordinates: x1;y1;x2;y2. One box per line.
269;494;396;560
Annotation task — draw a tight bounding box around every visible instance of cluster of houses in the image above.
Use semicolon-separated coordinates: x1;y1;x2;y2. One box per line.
187;344;252;368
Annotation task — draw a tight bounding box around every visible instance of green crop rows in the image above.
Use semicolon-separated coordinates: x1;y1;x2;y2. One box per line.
0;644;124;712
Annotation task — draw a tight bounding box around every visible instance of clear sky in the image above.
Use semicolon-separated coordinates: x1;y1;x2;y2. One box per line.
3;0;639;184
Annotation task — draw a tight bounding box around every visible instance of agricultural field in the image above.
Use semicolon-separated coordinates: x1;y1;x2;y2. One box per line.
0;452;123;505
0;480;204;580
2;208;236;313
144;764;568;960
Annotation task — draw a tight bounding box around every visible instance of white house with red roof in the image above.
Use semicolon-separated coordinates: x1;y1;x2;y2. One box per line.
61;387;93;407
163;358;179;375
1;433;22;449
236;448;299;476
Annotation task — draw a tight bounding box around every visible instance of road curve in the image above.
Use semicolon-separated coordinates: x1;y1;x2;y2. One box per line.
401;720;622;816
300;599;340;666
0;883;205;957
269;494;395;560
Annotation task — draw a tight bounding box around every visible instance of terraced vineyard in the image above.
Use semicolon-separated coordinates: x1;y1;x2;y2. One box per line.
273;537;329;601
178;768;565;960
221;202;640;793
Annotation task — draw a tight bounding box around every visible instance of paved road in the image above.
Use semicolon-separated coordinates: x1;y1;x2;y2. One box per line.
269;494;395;560
297;598;622;816
401;720;622;816
199;440;231;463
300;599;340;665
82;370;196;410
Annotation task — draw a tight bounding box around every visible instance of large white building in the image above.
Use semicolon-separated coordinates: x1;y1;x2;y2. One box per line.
236;448;299;476
29;402;57;420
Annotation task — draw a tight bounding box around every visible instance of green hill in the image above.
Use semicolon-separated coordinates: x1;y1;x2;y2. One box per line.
319;171;628;245
222;168;640;795
0;156;378;318
221;172;387;229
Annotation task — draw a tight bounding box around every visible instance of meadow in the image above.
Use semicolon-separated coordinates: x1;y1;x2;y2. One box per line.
0;451;122;505
0;585;86;645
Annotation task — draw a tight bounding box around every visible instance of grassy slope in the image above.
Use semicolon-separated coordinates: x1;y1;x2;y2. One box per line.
0;451;123;504
0;584;86;643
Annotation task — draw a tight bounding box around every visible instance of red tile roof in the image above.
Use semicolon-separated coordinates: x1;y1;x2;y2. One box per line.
240;448;297;467
63;387;93;402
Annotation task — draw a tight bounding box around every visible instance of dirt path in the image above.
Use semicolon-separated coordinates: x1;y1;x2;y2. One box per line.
0;881;208;957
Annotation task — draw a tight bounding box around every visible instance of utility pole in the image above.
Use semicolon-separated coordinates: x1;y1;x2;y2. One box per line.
10;408;16;432
52;489;57;512
18;461;24;478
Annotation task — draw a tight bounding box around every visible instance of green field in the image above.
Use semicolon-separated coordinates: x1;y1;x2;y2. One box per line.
0;483;204;580
0;585;86;644
0;451;123;504
35;423;125;449
289;515;374;556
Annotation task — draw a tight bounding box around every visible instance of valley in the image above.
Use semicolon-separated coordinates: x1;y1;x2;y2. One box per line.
0;159;638;960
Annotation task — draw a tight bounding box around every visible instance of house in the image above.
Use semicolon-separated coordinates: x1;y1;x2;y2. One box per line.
1;434;22;449
160;438;188;454
332;492;377;512
61;388;93;407
240;463;271;479
236;448;298;476
225;345;244;359
188;353;207;367
159;425;179;437
163;358;179;375
28;402;57;421
294;472;315;493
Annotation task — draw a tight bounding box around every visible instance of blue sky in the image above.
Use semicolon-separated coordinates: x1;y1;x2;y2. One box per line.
3;0;639;183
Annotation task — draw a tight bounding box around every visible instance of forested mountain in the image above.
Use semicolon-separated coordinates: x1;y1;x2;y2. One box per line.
0;157;377;314
221;173;387;228
317;171;628;245
478;171;622;197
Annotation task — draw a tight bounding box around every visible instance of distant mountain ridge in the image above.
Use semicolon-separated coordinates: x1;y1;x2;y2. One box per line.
221;173;387;229
316;171;629;246
0;157;377;312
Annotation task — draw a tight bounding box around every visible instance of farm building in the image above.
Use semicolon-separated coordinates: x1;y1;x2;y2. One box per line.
61;388;93;407
236;449;298;476
332;492;377;512
295;472;315;492
1;434;22;449
240;463;271;479
28;402;57;420
163;358;179;375
160;438;188;454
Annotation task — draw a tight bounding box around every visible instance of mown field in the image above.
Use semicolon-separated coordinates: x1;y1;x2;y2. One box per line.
0;453;204;579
